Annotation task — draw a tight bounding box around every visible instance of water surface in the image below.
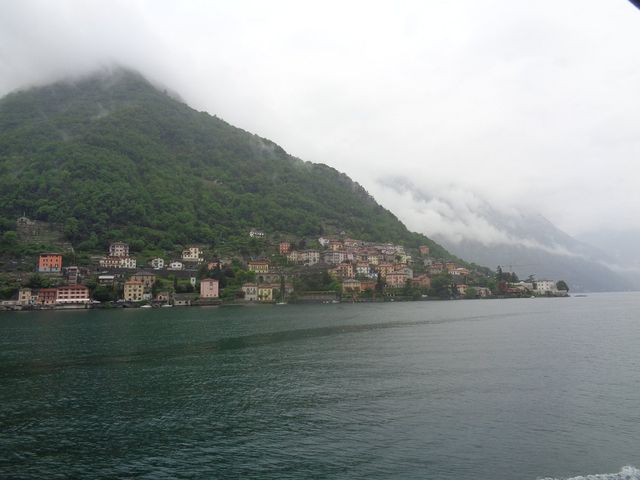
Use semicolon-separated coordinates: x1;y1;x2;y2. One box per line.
1;294;640;479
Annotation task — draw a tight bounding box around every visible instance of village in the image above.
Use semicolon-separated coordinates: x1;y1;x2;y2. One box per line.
0;222;569;311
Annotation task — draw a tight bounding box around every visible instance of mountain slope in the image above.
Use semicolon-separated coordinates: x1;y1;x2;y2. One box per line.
0;67;451;257
375;178;635;292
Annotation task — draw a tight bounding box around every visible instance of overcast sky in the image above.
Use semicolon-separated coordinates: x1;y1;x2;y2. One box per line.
1;0;639;241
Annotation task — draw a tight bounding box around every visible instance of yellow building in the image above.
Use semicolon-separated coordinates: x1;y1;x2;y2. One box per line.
248;260;270;274
257;286;273;302
124;280;144;302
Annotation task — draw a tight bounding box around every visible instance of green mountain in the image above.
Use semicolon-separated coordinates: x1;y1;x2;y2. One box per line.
0;68;453;258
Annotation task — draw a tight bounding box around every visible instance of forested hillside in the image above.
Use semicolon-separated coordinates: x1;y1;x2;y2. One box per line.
0;68;451;257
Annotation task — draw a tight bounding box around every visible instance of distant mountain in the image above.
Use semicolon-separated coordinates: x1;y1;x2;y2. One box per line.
0;67;452;258
376;178;636;292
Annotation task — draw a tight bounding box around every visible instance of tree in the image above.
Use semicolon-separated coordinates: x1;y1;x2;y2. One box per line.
430;273;453;299
556;280;569;292
465;287;477;299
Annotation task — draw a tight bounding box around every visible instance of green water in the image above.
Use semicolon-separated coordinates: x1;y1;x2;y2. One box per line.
2;295;640;479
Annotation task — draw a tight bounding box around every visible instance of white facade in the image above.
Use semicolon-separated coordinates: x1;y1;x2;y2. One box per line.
17;288;34;306
120;257;137;269
182;247;203;262
168;261;184;270
151;257;165;270
109;242;129;257
535;280;557;294
249;229;265;238
242;284;258;301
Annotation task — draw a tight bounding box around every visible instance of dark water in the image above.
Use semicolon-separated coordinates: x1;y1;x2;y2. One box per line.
2;294;640;480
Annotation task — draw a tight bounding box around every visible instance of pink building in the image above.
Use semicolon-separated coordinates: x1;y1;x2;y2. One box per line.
200;279;219;299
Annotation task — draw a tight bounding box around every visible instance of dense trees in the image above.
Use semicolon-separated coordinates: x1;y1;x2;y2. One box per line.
0;68;453;258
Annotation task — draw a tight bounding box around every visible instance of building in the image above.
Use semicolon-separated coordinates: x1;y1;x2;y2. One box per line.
450;267;470;277
242;283;258;301
98;275;115;286
38;253;62;273
376;263;395;278
17;288;34;306
130;272;156;290
120;257;137;269
99;256;120;268
99;256;136;269
335;262;354;278
249;229;265;238
476;287;492;298
360;280;377;292
455;284;468;296
168;261;184;270
279;242;291;254
318;237;331;247
182;246;203;263
386;272;408;289
322;251;346;265
56;285;90;304
65;266;79;285
150;257;165;270
535;280;558;295
419;245;430;256
257;286;273;302
173;294;194;306
123;280;144;302
412;275;431;290
36;288;57;305
248;260;269;273
200;279;219;299
156;291;171;303
109;242;130;257
342;279;361;293
329;240;344;252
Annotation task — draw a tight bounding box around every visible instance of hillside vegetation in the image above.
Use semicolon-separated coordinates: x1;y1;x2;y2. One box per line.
0;68;452;257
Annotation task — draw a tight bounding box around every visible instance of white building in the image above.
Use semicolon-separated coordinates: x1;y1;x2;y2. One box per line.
182;247;203;263
323;251;346;265
109;242;129;257
150;257;165;270
120;257;137;269
242;283;258;301
17;288;34;306
249;229;265;238
535;280;558;295
168;261;184;270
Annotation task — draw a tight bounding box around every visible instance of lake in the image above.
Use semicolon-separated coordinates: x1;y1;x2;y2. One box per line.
1;294;640;479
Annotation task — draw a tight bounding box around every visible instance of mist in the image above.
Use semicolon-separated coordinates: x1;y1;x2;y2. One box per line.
2;0;640;240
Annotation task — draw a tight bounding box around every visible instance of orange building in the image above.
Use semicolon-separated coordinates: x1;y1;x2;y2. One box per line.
36;288;58;305
38;253;63;273
279;242;291;254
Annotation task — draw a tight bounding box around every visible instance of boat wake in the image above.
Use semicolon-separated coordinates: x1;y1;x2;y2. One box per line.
541;466;640;480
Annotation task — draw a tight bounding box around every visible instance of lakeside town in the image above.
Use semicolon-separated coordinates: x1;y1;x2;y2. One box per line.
0;217;569;311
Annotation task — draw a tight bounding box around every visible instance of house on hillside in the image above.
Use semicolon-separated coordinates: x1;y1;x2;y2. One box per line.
150;257;165;270
109;242;129;257
182;246;203;263
248;260;269;273
38;253;62;273
279;242;291;254
249;229;265;239
200;279;219;299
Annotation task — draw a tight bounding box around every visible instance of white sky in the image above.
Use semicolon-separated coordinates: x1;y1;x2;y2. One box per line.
1;0;639;238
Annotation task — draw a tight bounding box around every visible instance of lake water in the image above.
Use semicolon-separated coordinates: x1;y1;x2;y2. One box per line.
1;294;640;479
